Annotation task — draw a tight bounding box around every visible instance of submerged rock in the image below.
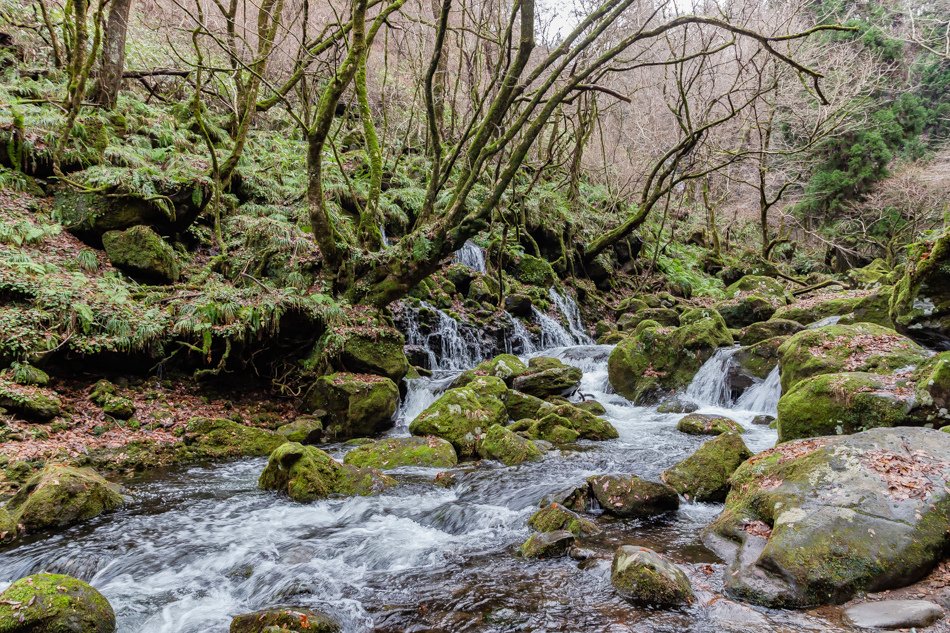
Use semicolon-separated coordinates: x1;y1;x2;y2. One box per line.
843;599;944;630
777;323;929;392
511;357;582;398
409;376;508;457
8;464;124;533
0;573;116;633
676;413;743;436
183;417;286;459
611;546;694;607
607;309;733;404
259;442;395;502
528;503;601;536
519;529;575;558
344;436;457;469
703;427;950;608
303;372;399;440
662;433;751;502
102;225;180;283
587;474;679;518
230;607;341;633
479;425;543;465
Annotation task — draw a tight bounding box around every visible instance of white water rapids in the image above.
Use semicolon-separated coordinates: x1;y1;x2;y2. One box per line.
0;301;846;632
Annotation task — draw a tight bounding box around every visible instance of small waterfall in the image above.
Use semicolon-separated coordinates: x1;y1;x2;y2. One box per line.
549;288;594;344
454;240;487;273
506;313;538;355
532;307;576;348
380;224;390;247
735;366;782;415
685;347;740;407
403;301;486;370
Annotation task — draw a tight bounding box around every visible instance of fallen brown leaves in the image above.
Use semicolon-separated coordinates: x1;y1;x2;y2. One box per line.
862;449;945;501
742;520;772;539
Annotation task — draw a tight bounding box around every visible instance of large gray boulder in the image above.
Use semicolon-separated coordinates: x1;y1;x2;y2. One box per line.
702;427;950;608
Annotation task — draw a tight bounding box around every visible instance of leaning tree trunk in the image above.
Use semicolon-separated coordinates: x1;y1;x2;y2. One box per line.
91;0;133;108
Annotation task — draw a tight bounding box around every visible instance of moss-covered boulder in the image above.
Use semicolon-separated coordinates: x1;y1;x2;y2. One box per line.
777;323;929;392
838;287;894;328
505;389;546;421
847;258;891;287
0;381;62;422
662;433;751;502
452;354;528;388
7;465;124;533
511;357;582;398
575;399;606;415
608;311;733;404
523;413;579;444
656;397;699;414
259;442;395;502
479;424;543;465
611;546;694;607
0;507;16;544
8;363;49;386
0;573;116;633
86;379;135;419
913;352;950;426
510;253;556;287
528;503;601;536
333;328;409;382
776;372;917;442
303;372;399;440
183;418;286;459
230;607;341;633
677;413;743;436
344;436;457;469
102;225;180;283
889;235;950;349
725;275;787;301
739;319;804;346
587;474;679;518
276;415;324;444
546;403;618;440
409;376;508;457
702;427;950;607
772;295;863;325
519;529;575;558
716;295;777;328
731;336;785;386
618;308;679;331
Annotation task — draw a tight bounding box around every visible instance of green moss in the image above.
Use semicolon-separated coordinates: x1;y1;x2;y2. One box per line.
8;362;49;386
662;433;751;502
230;607;341;633
182;417;286;459
839;287;894;328
0;506;16;544
518;530;575;558
511;357;582;398
343;436;458;469
409;376;508;457
587;474;679;518
0;573;116;633
546;403;618;440
734;336;786;379
773;296;863;325
453;354;528;388
505;389;546;420
611;546;694;607
512;254;556;287
914;352;950;424
276;415;324;444
478;424;543;465
102;225;181;283
740;319;804;345
303;372;399;440
725;275;787;300
677;413;744;435
618;308;678;331
8;465;124;533
0;379;62;421
259;442;395;502
715;294;777;328
528;503;600;536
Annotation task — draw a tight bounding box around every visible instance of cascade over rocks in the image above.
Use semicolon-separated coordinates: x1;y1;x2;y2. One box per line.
7;464;125;535
611;546;694;607
608;309;733;404
662;433;751;502
303;372;399;440
702;427;950;608
777;322;930;392
0;573;117;633
259;442;396;502
587;474;679;518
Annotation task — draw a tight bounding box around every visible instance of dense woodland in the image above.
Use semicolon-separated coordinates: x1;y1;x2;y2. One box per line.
0;0;948;629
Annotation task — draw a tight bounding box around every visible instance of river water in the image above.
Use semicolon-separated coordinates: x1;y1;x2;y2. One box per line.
0;296;848;632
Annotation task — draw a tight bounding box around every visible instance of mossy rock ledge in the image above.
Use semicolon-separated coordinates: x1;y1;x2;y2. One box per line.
662;433;752;502
611;546;694;607
510;357;583;398
7;464;125;534
229;607;341;633
0;381;62;422
259;442;396;502
702;427;950;608
0;573;116;633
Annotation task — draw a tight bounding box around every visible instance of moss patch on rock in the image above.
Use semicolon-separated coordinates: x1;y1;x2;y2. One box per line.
230;607;341;633
0;573;116;633
409;376;508;457
182;417;286;459
7;464;125;534
611;546;694;607
102;225;180;283
528;503;601;536
740;319;804;346
303;372;398;440
479;424;543;465
0;379;62;422
259;442;395;502
677;413;743;436
662;433;751;502
344;436;458;469
511;357;582;398
587;474;679;518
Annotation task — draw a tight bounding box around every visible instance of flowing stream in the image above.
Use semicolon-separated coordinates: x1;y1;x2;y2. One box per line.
0;303;845;633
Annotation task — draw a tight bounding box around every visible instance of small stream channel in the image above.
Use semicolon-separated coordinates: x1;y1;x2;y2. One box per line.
0;288;852;632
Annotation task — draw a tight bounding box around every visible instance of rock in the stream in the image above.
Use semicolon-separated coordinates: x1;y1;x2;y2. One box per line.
777;323;929;392
452;354;528;388
587;474;679;518
344;436;458;469
505;389;547;421
676;413;743;436
259;442;395;502
575;399;606;416
608;309;732;404
546;403;618;440
656;397;699;414
230;607;341;633
751;415;774;426
479;425;543;465
611;545;694;607
276;415;324;444
7;464;125;533
519;529;575;558
528;503;601;537
183;417;286;459
843;599;944;630
0;573;116;633
662;433;751;502
409;376;508;457
303;372;399;440
702;427;950;608
511;357;583;398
